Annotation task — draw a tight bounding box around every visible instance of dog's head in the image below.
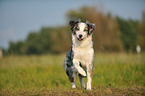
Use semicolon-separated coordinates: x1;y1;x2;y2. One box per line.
69;19;95;41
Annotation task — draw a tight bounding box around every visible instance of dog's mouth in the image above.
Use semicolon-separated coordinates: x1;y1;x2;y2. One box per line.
77;38;83;41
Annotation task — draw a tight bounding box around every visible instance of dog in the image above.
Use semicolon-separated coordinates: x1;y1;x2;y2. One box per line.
63;19;95;90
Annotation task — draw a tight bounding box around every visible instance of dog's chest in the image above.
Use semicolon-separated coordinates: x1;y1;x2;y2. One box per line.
73;46;94;64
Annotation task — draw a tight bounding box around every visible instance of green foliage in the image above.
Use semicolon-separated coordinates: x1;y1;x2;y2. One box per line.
6;6;145;55
67;6;123;52
137;11;145;51
7;27;71;55
116;17;138;52
8;41;24;55
25;31;52;54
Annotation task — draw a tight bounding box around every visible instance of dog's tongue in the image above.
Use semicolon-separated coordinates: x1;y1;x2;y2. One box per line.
79;38;81;40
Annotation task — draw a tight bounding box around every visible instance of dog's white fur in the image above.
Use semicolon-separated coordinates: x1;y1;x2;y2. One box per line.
63;20;95;90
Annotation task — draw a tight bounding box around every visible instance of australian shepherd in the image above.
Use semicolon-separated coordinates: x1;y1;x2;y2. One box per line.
63;19;95;90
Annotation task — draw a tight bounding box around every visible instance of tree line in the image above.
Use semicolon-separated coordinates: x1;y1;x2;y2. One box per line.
2;6;145;55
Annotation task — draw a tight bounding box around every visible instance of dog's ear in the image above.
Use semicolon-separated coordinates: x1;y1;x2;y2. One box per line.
69;19;81;34
87;23;96;35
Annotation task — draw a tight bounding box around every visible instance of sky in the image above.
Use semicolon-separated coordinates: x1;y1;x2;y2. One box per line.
0;0;145;49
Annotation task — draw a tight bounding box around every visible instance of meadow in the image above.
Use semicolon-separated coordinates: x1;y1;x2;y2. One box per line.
0;53;145;95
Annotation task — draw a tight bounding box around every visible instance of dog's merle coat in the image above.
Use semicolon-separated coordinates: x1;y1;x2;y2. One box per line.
63;50;74;82
63;19;95;90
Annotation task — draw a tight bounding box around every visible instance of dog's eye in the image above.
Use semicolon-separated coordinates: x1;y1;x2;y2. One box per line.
75;27;79;31
83;28;88;31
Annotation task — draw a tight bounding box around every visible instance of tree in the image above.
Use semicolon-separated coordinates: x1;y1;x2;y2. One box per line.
67;6;123;52
6;6;143;55
8;41;24;55
116;17;138;52
137;11;145;51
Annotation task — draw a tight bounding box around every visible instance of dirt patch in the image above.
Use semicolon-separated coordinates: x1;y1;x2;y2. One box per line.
0;86;145;96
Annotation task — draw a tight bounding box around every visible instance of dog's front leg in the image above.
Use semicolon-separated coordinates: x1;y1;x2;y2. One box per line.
78;74;85;88
86;64;93;90
73;59;86;76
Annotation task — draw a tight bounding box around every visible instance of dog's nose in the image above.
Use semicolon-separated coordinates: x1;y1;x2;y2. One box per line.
79;34;83;38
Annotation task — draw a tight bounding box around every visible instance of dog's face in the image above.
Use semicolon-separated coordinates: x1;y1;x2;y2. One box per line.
75;23;88;41
69;19;95;41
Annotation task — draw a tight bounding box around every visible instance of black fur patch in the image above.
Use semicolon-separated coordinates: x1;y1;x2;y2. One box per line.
64;50;74;82
87;23;96;35
65;50;73;67
69;19;81;35
66;67;74;82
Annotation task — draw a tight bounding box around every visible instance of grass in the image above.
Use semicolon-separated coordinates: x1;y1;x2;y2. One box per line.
0;53;145;95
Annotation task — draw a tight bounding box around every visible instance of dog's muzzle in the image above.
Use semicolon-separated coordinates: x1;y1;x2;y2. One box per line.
77;34;83;41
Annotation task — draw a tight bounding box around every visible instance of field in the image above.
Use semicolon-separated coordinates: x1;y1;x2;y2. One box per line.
0;53;145;95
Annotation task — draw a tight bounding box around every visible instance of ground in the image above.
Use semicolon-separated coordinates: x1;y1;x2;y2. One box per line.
0;53;145;95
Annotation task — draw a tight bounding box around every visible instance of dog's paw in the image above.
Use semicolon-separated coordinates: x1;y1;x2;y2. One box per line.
86;88;92;90
80;71;87;77
81;84;85;88
78;69;87;77
71;82;76;88
72;86;76;88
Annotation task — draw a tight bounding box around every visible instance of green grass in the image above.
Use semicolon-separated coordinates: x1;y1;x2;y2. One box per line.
0;53;145;95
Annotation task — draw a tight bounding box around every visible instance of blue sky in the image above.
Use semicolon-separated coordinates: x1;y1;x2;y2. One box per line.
0;0;145;49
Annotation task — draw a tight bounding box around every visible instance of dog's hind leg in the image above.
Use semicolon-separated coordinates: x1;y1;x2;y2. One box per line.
71;71;77;88
71;82;76;88
78;74;85;88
